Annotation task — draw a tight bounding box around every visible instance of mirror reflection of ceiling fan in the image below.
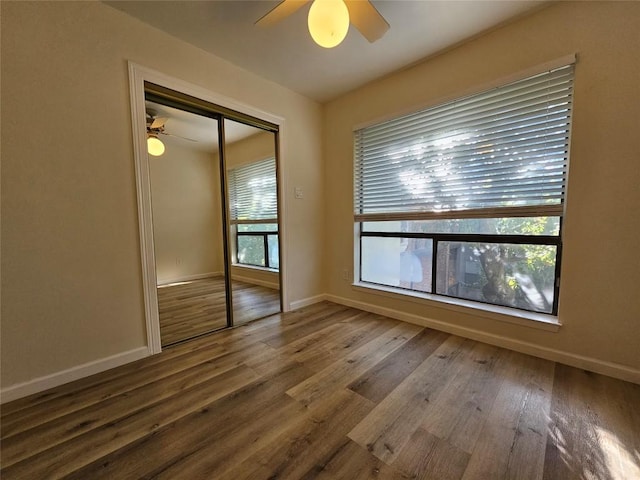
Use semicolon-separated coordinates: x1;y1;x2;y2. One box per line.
256;0;390;49
146;112;197;157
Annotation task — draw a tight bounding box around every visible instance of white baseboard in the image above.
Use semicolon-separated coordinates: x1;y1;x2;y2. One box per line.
289;294;328;311
4;294;636;405
232;275;280;291
157;271;222;286
325;294;640;385
0;347;150;404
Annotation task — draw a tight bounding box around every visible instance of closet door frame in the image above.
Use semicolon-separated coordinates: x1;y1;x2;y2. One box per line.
128;62;287;355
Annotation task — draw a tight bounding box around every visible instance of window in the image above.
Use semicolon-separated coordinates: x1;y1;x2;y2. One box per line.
354;63;574;315
228;158;279;269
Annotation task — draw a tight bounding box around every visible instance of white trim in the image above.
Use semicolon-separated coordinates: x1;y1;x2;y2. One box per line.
352;283;560;332
289;294;328;311
0;347;149;404
129;63;162;355
127;62;287;341
232;274;280;291
130;63;284;126
2;291;635;404
276;130;289;312
156;271;222;286
325;294;639;384
353;53;577;132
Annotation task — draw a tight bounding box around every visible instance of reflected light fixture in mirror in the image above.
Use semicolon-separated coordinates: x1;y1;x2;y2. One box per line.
147;135;165;156
307;0;349;48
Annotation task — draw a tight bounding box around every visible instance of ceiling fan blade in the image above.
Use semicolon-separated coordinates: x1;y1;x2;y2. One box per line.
150;117;168;129
255;0;310;27
345;0;389;43
161;131;198;143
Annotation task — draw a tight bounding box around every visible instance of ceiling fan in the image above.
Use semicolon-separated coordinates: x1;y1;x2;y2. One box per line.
256;0;390;48
146;112;197;156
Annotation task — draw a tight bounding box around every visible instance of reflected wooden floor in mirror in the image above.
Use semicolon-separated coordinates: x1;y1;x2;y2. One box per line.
157;276;280;346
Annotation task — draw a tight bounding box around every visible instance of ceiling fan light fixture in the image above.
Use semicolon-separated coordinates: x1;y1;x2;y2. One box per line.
147;135;165;156
307;0;349;48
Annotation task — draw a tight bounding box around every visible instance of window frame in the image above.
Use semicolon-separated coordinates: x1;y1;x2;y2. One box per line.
358;224;563;315
353;59;575;318
227;157;279;271
234;225;279;270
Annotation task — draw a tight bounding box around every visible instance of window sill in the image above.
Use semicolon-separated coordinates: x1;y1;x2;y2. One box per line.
352;282;560;332
231;263;279;274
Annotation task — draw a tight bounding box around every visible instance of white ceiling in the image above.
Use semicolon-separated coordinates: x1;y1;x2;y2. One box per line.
106;0;546;103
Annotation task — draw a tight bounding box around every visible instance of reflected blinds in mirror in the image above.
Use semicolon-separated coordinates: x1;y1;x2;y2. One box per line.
228;158;278;222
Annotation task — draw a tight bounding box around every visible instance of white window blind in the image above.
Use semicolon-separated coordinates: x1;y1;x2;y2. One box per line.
354;64;574;221
228;158;277;222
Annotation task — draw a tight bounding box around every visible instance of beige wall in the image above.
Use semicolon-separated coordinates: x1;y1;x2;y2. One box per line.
1;1;324;389
230;265;280;291
323;2;640;372
225;130;275;169
149;141;223;284
3;0;638;394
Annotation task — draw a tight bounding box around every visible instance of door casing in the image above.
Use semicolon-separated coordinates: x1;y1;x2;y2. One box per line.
128;62;288;355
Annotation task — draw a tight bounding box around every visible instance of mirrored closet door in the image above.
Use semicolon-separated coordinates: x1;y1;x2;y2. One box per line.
224;119;281;326
143;86;282;347
146;99;228;347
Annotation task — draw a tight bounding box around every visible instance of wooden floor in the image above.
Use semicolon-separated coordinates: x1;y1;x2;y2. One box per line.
157;276;280;346
1;302;639;479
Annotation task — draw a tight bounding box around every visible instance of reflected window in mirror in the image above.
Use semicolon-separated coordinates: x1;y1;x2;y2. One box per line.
228;157;279;271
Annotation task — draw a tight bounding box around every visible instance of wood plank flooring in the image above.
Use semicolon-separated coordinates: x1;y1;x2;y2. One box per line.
1;301;639;479
157;276;280;346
